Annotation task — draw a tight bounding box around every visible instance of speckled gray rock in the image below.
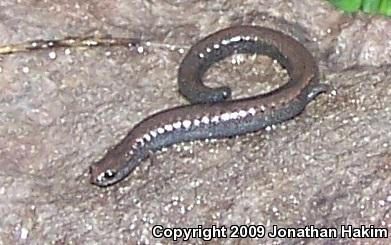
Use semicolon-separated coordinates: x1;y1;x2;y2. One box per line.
0;0;390;244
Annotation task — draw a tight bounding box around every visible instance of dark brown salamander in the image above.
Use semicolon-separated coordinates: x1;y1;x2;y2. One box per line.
89;25;329;187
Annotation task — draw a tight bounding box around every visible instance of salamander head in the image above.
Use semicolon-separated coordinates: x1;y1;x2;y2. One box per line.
89;147;134;187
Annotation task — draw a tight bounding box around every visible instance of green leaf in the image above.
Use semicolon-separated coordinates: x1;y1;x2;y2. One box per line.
379;0;391;16
329;0;362;12
362;0;381;13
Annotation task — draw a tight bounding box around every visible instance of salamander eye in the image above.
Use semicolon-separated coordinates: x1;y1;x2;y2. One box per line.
220;87;231;100
96;169;117;183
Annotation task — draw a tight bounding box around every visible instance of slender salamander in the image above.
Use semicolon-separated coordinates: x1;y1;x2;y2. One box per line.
89;25;329;187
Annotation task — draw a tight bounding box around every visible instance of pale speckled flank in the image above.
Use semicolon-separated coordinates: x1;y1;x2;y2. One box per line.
129;107;260;155
198;35;257;59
